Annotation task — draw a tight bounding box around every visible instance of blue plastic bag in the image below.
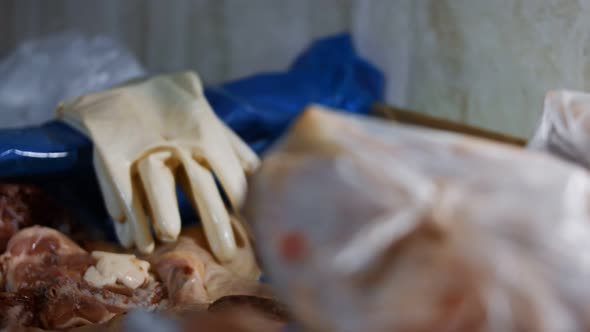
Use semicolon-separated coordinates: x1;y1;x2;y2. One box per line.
0;34;384;237
208;34;384;153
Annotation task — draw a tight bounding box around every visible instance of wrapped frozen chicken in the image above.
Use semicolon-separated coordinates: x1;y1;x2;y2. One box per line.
528;90;590;168
246;106;590;332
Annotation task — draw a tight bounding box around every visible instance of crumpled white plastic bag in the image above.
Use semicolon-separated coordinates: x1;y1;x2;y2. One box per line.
528;90;590;169
0;31;145;128
246;106;590;332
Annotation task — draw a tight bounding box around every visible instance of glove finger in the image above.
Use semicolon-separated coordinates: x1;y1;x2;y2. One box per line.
93;150;133;248
95;149;153;253
179;152;237;262
137;151;181;242
128;176;155;254
222;216;261;279
222;123;260;173
231;210;255;247
205;146;248;211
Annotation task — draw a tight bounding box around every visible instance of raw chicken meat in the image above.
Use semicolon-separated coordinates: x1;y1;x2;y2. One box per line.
0;226;164;330
150;237;209;306
2;226;88;293
0;177;278;332
0;183;274;330
150;219;271;306
246;106;590;332
177;295;290;332
69;295;290;332
0;184;76;252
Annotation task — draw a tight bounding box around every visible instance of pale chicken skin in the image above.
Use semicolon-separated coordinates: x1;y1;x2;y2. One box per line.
149;220;271;306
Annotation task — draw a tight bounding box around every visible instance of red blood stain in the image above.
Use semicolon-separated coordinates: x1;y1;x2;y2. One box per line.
279;231;307;263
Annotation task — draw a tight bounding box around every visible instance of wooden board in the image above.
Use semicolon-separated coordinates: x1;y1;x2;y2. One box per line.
372;103;526;147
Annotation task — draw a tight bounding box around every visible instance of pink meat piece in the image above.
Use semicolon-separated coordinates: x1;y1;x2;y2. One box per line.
0;226;164;330
150;234;271;307
0;184;76;253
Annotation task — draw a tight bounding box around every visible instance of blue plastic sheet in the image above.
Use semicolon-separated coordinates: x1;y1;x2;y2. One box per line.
208;34;384;153
0;34;384;237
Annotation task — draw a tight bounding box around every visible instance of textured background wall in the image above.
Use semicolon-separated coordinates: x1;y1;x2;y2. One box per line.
0;0;354;84
1;0;588;138
404;0;590;137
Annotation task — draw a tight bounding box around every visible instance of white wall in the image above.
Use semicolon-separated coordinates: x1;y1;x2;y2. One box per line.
0;0;354;84
1;0;589;138
390;0;590;137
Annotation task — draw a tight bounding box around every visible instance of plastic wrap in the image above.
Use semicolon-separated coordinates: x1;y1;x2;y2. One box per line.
0;31;146;128
528;90;590;169
246;106;590;332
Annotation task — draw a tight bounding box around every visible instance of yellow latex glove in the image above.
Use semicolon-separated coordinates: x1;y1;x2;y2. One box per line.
57;71;260;260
